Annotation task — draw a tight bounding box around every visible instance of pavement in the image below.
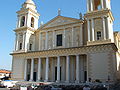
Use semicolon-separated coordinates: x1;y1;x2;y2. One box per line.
0;88;10;90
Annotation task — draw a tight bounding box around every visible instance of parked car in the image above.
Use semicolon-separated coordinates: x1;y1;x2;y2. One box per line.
1;80;18;88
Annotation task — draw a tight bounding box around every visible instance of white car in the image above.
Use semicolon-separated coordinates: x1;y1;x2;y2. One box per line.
1;80;18;88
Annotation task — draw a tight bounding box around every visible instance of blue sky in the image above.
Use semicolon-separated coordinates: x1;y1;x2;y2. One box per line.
0;0;120;70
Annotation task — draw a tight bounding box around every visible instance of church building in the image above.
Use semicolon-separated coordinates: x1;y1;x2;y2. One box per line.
11;0;120;83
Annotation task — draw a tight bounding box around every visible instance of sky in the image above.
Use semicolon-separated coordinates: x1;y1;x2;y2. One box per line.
0;0;120;70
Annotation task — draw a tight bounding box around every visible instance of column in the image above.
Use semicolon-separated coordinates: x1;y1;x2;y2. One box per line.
90;0;93;11
37;58;41;81
45;31;48;50
24;59;27;81
66;56;70;83
30;58;34;81
22;32;26;50
102;17;106;40
75;55;80;83
57;56;60;82
53;31;55;48
87;19;90;41
101;0;104;9
91;19;95;41
72;27;74;47
87;0;90;12
64;29;66;48
45;57;49;82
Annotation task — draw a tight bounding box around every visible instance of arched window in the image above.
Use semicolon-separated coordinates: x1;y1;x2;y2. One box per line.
94;0;102;10
31;17;34;28
97;31;101;40
20;16;25;27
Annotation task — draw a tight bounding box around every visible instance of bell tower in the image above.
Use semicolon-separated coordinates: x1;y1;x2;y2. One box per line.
85;0;114;45
14;0;40;52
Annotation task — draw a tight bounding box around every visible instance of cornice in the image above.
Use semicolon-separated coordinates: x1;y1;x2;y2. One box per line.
17;8;40;17
84;9;114;21
14;27;36;32
10;43;118;57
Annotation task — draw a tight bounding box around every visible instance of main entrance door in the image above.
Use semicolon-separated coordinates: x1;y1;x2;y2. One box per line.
33;72;37;81
55;67;61;81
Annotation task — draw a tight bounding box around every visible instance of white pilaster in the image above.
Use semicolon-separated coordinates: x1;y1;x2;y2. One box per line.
80;25;83;46
91;19;95;41
87;19;90;41
101;0;104;9
37;58;41;81
56;56;60;82
39;32;42;50
30;58;34;81
14;34;17;51
106;17;110;39
45;57;49;82
90;0;93;11
72;27;74;47
64;29;66;48
87;0;90;12
22;32;26;50
102;17;106;40
53;31;55;48
16;34;19;51
75;55;80;83
45;31;48;50
24;59;27;81
66;56;70;83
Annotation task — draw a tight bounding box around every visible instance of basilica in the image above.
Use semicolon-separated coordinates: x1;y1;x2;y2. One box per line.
11;0;120;83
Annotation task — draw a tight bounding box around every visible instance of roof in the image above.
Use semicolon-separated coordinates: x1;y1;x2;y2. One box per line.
0;70;11;74
38;15;83;30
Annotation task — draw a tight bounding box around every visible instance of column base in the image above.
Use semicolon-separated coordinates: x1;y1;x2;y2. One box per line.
75;80;79;83
29;80;33;82
65;80;69;83
24;80;27;81
56;80;60;83
36;80;41;82
44;80;48;82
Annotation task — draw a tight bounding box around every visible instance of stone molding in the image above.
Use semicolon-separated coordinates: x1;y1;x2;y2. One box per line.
11;43;117;58
84;9;114;21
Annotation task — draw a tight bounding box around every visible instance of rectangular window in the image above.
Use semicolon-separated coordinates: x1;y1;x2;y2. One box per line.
29;44;32;50
56;34;62;46
97;31;101;40
19;43;22;50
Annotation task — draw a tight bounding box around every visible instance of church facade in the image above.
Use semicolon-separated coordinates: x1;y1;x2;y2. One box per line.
11;0;120;83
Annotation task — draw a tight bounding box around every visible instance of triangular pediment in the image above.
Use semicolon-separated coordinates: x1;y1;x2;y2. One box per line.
39;16;81;29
